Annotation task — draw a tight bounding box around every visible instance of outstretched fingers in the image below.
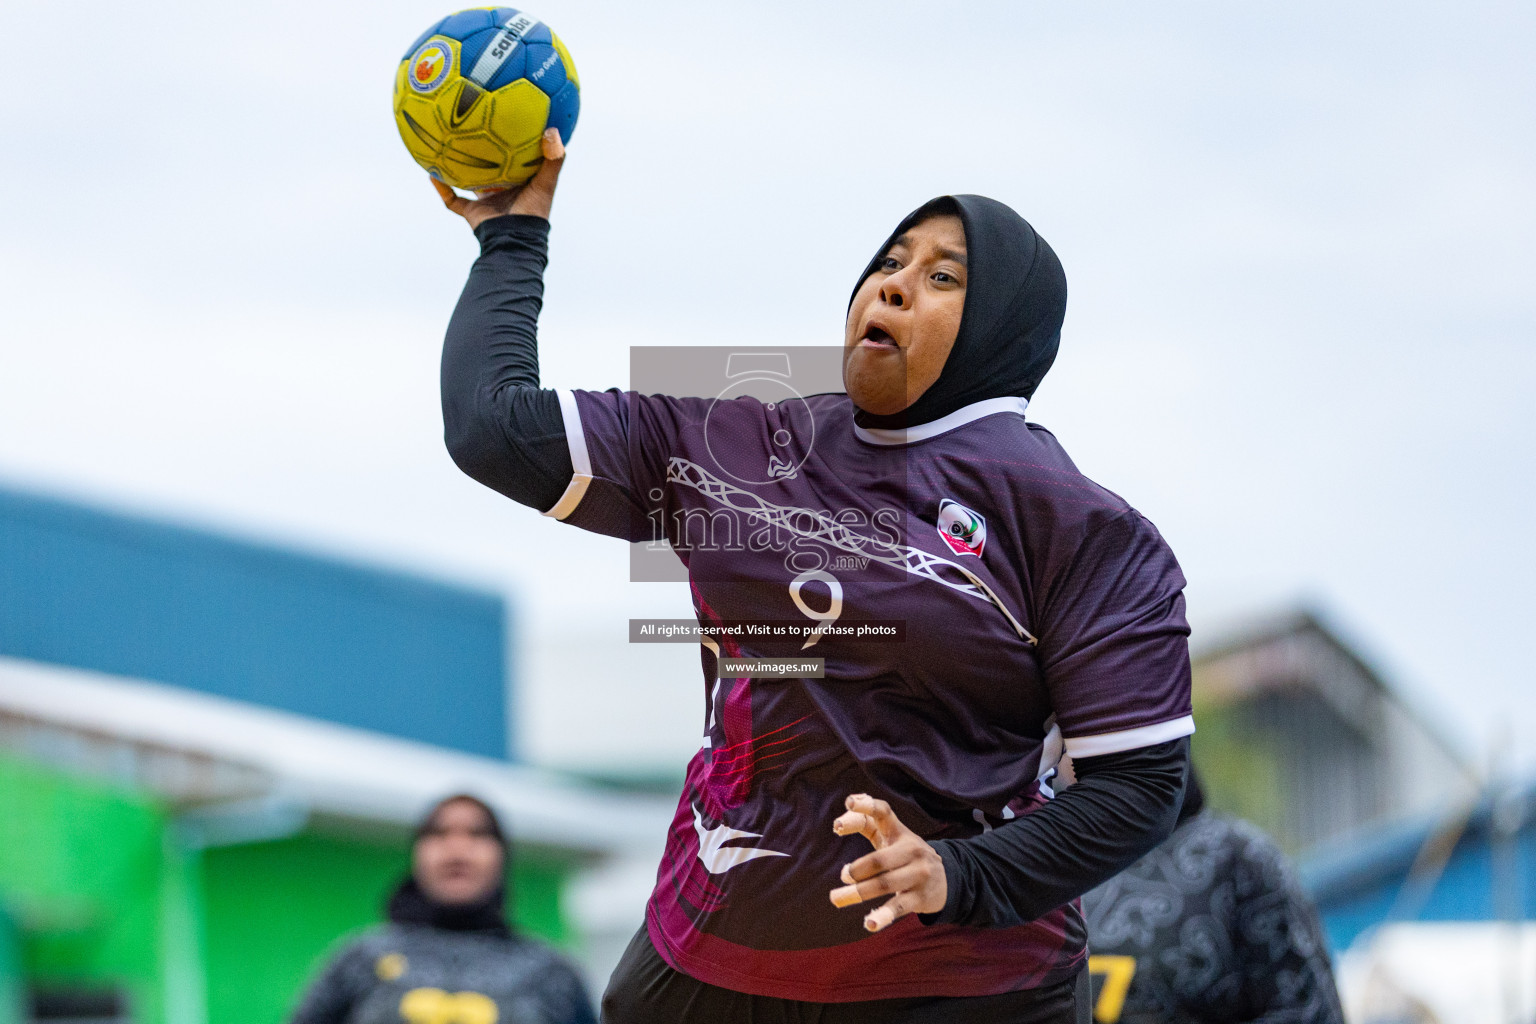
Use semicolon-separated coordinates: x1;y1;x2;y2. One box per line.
863;892;915;933
841;845;903;884
832;793;895;843
827;792;949;931
828;864;928;909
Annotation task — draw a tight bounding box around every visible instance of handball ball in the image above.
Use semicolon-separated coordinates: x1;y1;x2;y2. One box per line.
393;8;579;191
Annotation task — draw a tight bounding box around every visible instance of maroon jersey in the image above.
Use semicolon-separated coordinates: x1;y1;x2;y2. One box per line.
549;389;1194;1002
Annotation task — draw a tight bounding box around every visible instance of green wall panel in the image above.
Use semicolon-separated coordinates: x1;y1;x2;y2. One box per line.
0;907;22;1024
2;756;581;1024
0;755;180;1024
201;833;405;1024
509;854;571;947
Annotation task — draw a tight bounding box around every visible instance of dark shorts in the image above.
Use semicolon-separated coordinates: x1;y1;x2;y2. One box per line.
601;928;1089;1024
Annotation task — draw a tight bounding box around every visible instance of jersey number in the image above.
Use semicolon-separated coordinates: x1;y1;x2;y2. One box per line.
789;569;842;649
1087;955;1137;1024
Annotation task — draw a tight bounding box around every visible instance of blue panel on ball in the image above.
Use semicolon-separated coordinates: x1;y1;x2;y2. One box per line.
457;26;500;70
547;81;580;143
522;43;566;96
483;46;528;90
521;22;552;46
438;8;495;41
401;16;449;59
490;7;520;25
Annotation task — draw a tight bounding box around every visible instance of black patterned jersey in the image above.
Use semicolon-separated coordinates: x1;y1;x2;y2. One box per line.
1082;812;1345;1024
289;925;595;1024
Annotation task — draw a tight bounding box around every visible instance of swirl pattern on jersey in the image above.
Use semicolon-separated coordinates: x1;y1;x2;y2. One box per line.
1082;812;1345;1024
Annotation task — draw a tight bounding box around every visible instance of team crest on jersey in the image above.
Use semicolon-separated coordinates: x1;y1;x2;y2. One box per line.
409;40;453;93
936;499;986;557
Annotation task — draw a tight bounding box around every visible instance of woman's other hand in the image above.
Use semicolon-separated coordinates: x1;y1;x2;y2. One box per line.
828;793;947;933
432;127;566;228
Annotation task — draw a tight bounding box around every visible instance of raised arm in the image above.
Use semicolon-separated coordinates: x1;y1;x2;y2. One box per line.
436;129;575;513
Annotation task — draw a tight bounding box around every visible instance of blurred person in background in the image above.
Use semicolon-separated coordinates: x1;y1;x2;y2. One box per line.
291;794;596;1024
1079;768;1344;1024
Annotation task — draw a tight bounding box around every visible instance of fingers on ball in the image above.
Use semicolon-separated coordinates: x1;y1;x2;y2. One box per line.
541;128;566;161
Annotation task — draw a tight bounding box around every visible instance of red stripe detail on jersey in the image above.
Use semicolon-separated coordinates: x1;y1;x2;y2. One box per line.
646;893;1084;1003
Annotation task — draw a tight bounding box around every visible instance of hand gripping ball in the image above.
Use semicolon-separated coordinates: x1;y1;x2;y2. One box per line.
393;8;579;190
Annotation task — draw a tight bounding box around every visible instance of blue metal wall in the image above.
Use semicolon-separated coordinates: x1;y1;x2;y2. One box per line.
1317;839;1534;950
0;485;511;760
1307;798;1536;952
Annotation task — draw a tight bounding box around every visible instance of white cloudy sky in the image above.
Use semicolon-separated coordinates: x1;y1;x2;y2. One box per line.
1;1;1531;774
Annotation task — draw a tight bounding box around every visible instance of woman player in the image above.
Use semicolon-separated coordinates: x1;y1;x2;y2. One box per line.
291;794;595;1024
432;130;1195;1024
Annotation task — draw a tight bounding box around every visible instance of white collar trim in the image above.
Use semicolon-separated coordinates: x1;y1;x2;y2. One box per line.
853;396;1029;446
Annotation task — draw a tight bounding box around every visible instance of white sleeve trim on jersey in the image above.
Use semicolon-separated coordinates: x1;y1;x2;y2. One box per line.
1062;715;1195;759
543;389;593;520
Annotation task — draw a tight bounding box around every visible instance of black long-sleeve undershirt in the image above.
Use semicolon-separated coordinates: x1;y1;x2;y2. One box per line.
440;213;1189;927
441;215;571;513
925;739;1188;928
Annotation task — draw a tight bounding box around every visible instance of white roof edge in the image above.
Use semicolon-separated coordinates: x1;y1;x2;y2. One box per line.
0;655;674;856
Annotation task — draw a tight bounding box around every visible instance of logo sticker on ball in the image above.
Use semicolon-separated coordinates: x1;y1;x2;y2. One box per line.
408;40;453;94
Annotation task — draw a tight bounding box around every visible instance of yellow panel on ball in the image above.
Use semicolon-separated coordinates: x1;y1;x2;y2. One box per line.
506;136;546;179
440;79;492;134
436;132;513;190
484;80;551;169
395;90;448;169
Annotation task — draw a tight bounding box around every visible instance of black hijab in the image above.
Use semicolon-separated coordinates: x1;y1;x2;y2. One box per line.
849;194;1068;429
386;793;514;937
